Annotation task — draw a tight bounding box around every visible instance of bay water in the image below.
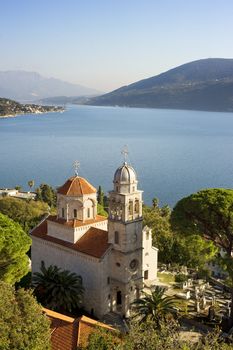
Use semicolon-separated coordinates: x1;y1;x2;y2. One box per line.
1;105;233;206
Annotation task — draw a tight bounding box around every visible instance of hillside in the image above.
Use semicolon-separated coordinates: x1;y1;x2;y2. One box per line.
0;71;100;102
0;97;63;117
87;58;233;112
38;95;95;105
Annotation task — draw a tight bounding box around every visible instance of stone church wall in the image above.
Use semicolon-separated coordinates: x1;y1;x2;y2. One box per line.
31;237;111;318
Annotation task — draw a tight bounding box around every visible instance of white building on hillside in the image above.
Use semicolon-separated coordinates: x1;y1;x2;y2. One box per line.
31;161;158;319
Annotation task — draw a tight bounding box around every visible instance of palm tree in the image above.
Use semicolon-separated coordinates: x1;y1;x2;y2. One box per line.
28;180;35;192
33;261;84;313
131;286;177;327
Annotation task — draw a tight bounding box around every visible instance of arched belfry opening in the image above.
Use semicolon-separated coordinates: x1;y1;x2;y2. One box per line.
116;291;122;305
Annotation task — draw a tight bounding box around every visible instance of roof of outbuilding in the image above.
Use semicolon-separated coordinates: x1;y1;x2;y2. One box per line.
43;308;115;350
57;176;96;196
31;216;110;259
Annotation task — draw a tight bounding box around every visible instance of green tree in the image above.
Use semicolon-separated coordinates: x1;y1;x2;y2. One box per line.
28;179;35;191
97;203;108;217
15;185;22;191
36;183;56;207
152;197;159;209
171;188;233;323
131;286;177;327
0;281;51;350
85;327;120;350
0;197;49;232
84;319;232;350
97;185;104;207
172;234;217;269
143;202;216;269
33;262;84;313
0;213;31;284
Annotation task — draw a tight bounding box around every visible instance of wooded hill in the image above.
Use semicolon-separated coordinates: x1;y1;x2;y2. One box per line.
87;58;233;112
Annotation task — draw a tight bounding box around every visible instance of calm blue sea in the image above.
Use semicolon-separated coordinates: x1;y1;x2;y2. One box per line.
1;105;233;206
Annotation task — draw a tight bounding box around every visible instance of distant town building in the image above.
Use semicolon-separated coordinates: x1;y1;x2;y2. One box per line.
0;188;36;200
31;161;158;319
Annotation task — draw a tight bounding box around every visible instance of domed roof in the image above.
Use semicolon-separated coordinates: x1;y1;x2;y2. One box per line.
114;162;137;184
57;176;96;196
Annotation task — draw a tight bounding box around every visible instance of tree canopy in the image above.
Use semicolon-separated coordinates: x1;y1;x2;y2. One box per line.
0;281;51;350
35;183;56;207
84;318;232;350
171;189;233;256
171;188;233;322
0;213;31;284
0;197;49;232
143;200;216;269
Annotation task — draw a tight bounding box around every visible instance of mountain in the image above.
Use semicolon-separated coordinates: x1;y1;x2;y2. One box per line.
87;58;233;112
0;71;100;102
38;95;95;105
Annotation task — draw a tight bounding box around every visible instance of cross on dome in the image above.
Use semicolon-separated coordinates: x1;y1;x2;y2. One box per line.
121;145;129;164
73;160;80;176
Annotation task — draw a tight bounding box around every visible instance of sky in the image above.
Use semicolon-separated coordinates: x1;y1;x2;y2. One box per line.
1;0;233;92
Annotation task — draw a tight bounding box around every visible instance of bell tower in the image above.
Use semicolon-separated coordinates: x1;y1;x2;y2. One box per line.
108;149;144;317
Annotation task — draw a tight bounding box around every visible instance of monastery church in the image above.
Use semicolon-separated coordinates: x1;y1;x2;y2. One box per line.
31;160;158;319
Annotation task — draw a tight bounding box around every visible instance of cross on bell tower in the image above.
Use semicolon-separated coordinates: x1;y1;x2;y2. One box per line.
121;145;129;164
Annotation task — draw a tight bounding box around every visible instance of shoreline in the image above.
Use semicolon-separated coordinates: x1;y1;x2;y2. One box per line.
0;108;65;119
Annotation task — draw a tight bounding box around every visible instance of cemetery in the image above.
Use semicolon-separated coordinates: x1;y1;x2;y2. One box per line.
147;267;232;330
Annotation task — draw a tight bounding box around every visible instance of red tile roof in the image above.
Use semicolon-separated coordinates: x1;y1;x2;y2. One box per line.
31;216;110;259
47;214;107;228
77;315;115;348
44;309;78;350
44;308;115;350
57;176;96;196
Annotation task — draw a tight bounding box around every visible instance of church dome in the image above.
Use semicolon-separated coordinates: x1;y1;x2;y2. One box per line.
57;176;96;196
114;162;137;184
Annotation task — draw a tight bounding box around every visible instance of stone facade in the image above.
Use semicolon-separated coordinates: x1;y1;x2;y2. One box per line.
31;162;158;319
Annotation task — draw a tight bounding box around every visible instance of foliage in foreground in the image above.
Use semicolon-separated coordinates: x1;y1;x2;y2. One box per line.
0;281;51;350
83;319;232;350
33;261;84;313
0;212;31;284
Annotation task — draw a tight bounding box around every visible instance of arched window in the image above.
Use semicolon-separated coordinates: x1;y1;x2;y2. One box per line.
134;199;139;213
128;201;133;216
114;231;119;244
62;208;65;218
74;209;77;218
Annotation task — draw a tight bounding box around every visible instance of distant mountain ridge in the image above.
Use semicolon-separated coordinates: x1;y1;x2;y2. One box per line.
0;71;100;102
87;58;233;112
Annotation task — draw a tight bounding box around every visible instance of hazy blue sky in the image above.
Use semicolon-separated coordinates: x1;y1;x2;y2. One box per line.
1;0;233;91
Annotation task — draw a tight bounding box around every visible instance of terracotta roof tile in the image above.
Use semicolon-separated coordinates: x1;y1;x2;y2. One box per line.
43;308;78;350
57;176;96;196
77;315;115;348
47;214;107;228
43;308;115;350
31;216;110;258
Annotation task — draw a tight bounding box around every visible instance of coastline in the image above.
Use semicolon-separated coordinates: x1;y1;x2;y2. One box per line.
0;108;65;119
